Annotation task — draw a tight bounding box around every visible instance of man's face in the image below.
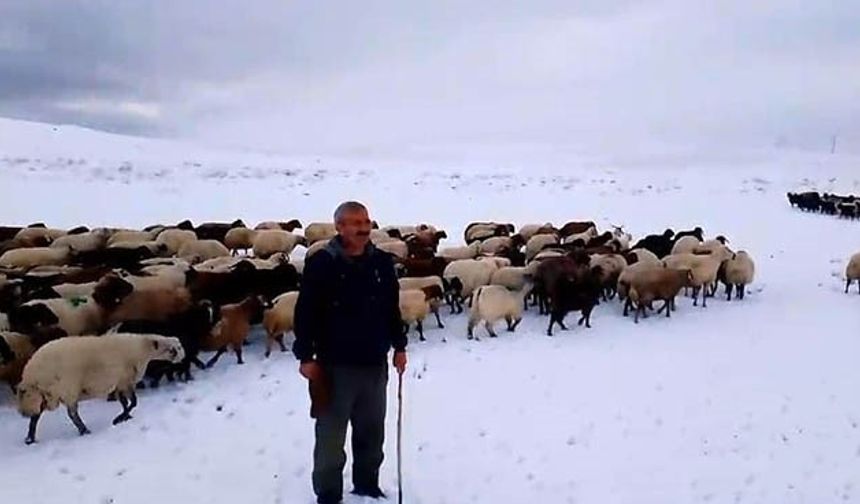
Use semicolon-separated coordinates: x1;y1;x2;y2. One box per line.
336;208;372;249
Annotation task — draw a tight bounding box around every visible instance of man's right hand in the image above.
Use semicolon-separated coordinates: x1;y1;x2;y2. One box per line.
299;361;321;381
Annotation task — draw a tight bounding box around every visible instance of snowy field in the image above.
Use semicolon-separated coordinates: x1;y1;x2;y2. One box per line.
2;118;860;504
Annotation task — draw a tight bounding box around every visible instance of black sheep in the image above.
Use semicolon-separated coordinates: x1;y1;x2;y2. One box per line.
545;267;603;336
631;229;675;258
0;335;15;365
115;301;218;387
673;227;704;243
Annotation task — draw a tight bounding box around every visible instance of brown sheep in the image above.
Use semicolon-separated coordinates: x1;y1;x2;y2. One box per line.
204;295;270;367
628;268;694;323
558;221;597;238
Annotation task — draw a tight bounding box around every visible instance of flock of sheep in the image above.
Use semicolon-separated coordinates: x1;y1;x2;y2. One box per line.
787;191;860;218
0;218;760;444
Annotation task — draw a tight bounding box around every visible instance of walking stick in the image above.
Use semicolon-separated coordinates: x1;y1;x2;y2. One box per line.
397;370;404;504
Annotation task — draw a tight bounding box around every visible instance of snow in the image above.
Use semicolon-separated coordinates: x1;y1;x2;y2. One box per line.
2;117;860;503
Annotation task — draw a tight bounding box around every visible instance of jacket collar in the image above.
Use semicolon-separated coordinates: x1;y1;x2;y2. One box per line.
324;235;377;261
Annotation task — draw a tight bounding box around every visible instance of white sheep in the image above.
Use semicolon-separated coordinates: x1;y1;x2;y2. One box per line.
51;282;98;300
304;240;329;259
119;264;188;291
376;240;409;259
14;227;67;246
108;240;166;256
490;265;537;291
398;287;444;341
18;296;107;335
107;230;155;247
155;228;198;256
370;229;400;244
479;236;513;255
516;223;555;242
0;246;72;269
671;235;701;255
662;253;726;307
252;230;306;258
627;248;661;265
224;227;257;255
262;291;299;358
50;228;111;252
467;283;531;339
526;233;560;262
438;242;481;260
178;239;230;264
398;277;445;329
304;222;337;244
562;226;597;245
0;331;35;389
721;251;755;300
443;259;497;313
17;333;184;444
610;225;633;251
846;252;860;294
476;256;511;269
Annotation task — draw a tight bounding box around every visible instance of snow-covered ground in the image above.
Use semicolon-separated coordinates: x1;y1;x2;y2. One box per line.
2;118;860;504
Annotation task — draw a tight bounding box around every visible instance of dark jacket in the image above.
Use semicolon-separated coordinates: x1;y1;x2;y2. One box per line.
293;236;406;366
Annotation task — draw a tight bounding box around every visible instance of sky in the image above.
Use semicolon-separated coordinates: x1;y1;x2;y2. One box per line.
0;0;858;154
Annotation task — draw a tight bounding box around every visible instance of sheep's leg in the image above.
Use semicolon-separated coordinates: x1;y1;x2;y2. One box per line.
233;343;244;365
702;287;708;308
845;279;850;293
623;298;631;317
467;319;476;339
113;393;131;425
485;321;497;338
192;357;207;370
25;414;41;445
692;287;700;306
739;284;746;300
264;334;274;358
417;320;425;341
546;316;555;336
583;308;593;328
511;317;522;331
277;334;288;352
67;403;91;435
205;347;227;368
726;284;734;301
433;308;445;329
634;304;642;324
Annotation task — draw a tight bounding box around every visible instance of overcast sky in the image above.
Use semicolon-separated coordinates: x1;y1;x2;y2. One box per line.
1;0;858;154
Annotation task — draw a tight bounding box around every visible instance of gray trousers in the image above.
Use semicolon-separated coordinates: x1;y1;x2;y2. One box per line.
313;364;388;501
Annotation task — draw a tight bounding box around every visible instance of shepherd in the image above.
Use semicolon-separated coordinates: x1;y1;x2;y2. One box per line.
294;200;408;504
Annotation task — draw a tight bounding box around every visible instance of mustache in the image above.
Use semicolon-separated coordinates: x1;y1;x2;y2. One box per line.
357;231;370;237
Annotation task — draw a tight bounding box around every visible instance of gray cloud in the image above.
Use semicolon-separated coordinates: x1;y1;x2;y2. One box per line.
0;0;858;153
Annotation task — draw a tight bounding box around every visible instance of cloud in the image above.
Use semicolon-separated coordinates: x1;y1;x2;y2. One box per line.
0;0;858;153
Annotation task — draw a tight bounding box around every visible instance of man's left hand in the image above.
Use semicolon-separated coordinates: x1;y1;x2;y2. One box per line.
393;351;407;375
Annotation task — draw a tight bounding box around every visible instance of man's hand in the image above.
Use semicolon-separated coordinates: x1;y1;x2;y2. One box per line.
299;361;321;381
393;351;407;375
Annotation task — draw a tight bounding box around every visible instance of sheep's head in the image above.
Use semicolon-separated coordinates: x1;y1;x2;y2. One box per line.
67;226;89;235
663;229;675;238
8;303;59;332
176;219;195;230
230;219;246;229
148;335;185;364
17;383;50;417
285;219;303;231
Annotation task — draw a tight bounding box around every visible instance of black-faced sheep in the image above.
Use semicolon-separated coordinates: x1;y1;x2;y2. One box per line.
155;228;198;255
631;229;675;258
252;230;307;258
224;227;257;255
18;333;184;444
255;219;303;232
194;219;246;243
467;283;531;339
0;246;72;269
178;240;230;264
204;295;270;367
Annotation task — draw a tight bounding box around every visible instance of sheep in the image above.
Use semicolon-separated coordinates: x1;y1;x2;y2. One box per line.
11;295;110;336
399;288;437;341
562;226;598;246
115;265;188;292
530;248;565;263
838;201;858;219
609;225;633;251
107;230;155;247
204;295;270;367
194;256;241;272
662;253;725;307
404;230;447;257
108;240;168;259
71;245;159;270
262;292;299;358
50;228;111;252
516;223;557;242
693;236;730;256
254;219;303;232
589;254;628;300
479;236;520;256
719;251;755;300
443;259;497;313
674;227;704;242
304;240;329;258
627;268;694;323
97;277;194;325
396;257;451;279
0;246;72;269
17;333;184;444
671;235;702;255
194;219;246;243
477;256;511;269
438;242;481;260
185;261;257;306
398;276;445;329
631;229;675;258
376;240;409;259
526;233;560;262
0;332;36;390
252;230;307;258
51;281;98;300
155;228;198;255
490;265;537;293
625;248;661;266
225;227;258;255
14;227;67;247
467;283;531;340
110;301;216;385
178;239;231;264
385;224;439;237
544;266;603;336
464;222;514;244
845;253;860;294
304;222;338;244
558;221;597;238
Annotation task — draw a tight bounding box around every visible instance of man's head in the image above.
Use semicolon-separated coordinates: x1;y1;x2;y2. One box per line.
334;201;372;252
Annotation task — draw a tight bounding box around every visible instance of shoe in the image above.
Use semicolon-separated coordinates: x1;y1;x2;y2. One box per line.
351;487;387;499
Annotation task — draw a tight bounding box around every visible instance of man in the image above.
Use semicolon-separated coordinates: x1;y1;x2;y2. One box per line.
293;201;408;504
